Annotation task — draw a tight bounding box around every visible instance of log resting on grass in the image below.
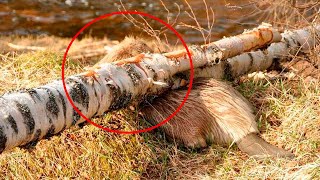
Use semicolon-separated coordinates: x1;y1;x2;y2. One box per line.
0;24;315;153
182;25;320;80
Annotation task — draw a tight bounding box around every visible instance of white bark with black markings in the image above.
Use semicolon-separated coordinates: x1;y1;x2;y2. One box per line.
181;25;320;80
0;24;317;154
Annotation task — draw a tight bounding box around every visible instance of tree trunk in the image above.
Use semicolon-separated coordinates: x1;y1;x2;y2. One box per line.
181;25;320;80
0;24;318;153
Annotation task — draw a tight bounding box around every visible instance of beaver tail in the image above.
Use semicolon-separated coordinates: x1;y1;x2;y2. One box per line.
237;133;294;158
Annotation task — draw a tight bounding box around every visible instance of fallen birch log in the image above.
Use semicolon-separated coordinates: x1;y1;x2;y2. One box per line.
182;25;320;80
0;24;315;154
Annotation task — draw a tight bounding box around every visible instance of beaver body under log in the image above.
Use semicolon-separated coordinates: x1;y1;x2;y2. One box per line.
98;36;294;158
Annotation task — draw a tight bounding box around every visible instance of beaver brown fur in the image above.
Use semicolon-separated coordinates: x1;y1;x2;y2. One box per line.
98;36;294;158
141;78;293;157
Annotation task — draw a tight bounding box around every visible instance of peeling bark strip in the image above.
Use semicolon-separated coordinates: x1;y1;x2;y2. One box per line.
201;23;281;61
0;24;316;153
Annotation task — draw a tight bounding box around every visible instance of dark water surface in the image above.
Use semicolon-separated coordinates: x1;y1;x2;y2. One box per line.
0;0;317;43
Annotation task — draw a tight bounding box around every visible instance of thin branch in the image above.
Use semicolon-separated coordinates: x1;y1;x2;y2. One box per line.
7;43;46;51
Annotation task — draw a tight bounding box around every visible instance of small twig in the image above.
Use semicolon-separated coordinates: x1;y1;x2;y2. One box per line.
160;0;171;24
180;0;215;44
118;0;181;50
159;2;181;35
69;48;108;60
7;43;46;51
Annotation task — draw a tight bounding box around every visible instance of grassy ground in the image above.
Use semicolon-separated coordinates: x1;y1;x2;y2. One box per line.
0;32;319;179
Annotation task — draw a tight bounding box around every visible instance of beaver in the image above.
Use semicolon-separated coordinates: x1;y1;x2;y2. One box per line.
97;36;294;158
98;36;170;64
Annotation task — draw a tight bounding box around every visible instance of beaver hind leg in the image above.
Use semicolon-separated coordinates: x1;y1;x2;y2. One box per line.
237;133;294;158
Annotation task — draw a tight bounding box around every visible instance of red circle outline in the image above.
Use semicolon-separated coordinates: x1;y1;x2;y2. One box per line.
62;11;194;134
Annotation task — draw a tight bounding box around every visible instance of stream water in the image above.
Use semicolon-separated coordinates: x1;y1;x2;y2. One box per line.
0;0;318;43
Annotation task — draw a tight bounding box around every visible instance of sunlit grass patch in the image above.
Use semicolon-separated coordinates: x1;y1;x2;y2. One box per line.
0;34;319;179
0;50;84;93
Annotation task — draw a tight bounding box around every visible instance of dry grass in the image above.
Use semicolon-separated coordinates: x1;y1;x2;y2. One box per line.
0;0;319;179
0;34;319;179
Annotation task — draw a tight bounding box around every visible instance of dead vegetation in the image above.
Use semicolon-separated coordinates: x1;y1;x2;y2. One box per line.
0;0;319;179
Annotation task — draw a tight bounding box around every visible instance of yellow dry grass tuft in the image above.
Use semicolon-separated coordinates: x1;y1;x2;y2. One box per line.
0;35;319;179
0;0;319;177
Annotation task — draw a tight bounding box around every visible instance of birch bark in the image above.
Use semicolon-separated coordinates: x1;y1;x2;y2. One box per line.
0;24;317;153
182;25;320;80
